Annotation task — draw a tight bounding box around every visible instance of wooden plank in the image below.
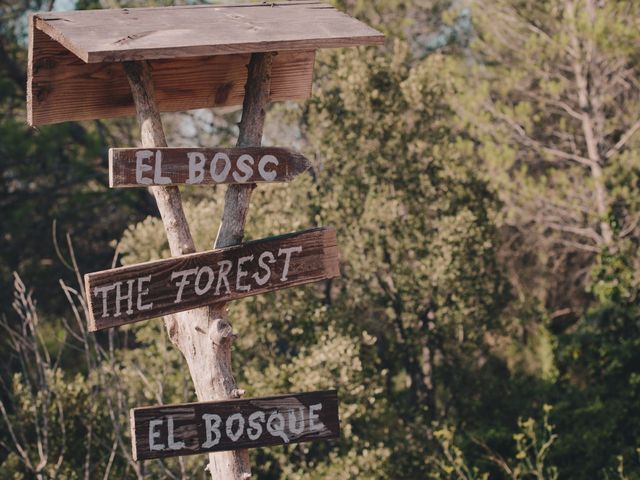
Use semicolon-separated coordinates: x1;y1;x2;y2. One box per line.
109;147;310;188
27;20;314;125
130;390;340;461
33;2;384;63
84;227;339;331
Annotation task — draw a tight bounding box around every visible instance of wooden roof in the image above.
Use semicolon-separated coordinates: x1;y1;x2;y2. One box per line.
33;1;384;63
27;2;384;126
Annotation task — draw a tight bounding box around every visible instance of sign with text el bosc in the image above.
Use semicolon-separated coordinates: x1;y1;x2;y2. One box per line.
84;227;339;331
109;147;311;188
130;390;339;461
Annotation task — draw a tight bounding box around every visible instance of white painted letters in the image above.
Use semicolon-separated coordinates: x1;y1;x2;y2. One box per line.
171;268;198;304
147;417;185;452
94;284;116;318
202;414;222;448
114;279;135;317
247;411;265;440
149;419;164;451
226;413;245;442
93;245;306;317
309;403;324;432
197;404;326;448
186;152;206;184
87;229;332;329
135;150;154;185
288;408;304;436
167;417;185;450
133;151;286;185
94;278;149;319
267;412;289;443
236;255;253;292
135;150;171;185
211;152;231;182
278;246;303;281
153;151;171;185
258;155;278;181
194;266;215;296
132;392;338;459
252;251;275;286
233;154;254;183
136;276;153;311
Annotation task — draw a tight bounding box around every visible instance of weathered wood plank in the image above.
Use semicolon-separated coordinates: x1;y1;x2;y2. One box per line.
33;2;384;63
109;147;310;188
130;390;340;461
27;22;314;126
84;227;340;331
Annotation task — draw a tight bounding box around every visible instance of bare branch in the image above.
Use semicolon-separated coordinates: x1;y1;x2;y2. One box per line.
523;92;584;121
483;101;595;167
605;119;640;159
555;238;600;253
102;439;119;480
544;221;603;244
0;398;34;471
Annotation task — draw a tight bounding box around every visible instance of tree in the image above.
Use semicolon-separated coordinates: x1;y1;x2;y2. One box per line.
449;0;640;324
0;0;151;316
4;0;639;478
109;29;508;476
446;0;640;477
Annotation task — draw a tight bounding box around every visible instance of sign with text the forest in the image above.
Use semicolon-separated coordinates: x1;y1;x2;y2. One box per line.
109;147;311;187
84;227;339;331
130;390;340;460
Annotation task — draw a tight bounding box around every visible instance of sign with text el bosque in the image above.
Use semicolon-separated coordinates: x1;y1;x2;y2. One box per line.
84;227;340;331
130;390;340;460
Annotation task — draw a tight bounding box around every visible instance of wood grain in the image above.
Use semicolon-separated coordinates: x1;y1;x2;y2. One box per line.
130;390;340;461
122;59;250;478
27;21;314;126
84;227;340;331
215;52;272;249
109;147;310;188
33;2;384;63
123;61;195;257
203;52;272;477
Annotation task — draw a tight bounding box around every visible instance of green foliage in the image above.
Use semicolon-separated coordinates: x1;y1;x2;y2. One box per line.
2;0;640;478
0;1;150;317
301;42;511;476
548;245;640;478
442;0;640;478
0;116;146;313
429;406;558;480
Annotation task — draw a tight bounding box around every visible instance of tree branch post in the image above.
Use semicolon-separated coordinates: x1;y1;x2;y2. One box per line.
215;52;274;248
123;52;274;479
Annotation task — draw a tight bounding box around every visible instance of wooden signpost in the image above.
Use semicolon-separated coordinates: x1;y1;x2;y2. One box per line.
131;390;339;461
27;2;383;478
85;227;339;331
109;147;310;187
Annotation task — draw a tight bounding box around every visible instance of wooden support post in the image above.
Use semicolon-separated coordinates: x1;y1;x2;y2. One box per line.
216;52;274;249
123;52;273;479
122;62;195;257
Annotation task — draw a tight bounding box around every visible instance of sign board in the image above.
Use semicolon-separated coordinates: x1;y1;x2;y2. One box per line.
130;390;339;461
109;147;311;187
28;3;384;126
85;227;339;331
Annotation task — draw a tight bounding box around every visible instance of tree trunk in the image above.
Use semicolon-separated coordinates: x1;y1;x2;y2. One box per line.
123;52;273;479
567;0;613;247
